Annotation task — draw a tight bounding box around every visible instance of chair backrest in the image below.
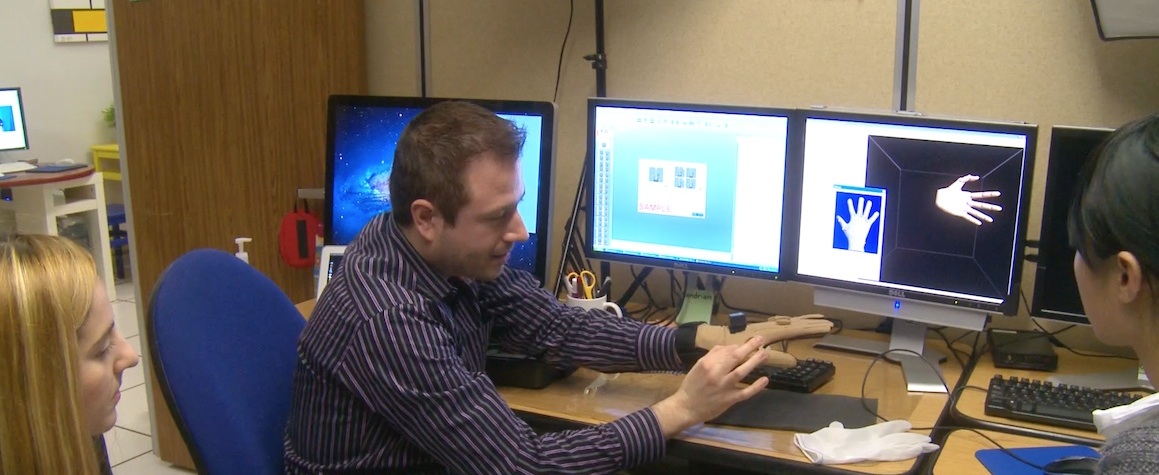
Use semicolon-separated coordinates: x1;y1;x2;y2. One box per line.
148;249;305;475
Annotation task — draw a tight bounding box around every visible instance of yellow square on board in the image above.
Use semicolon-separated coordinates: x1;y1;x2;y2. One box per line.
72;10;107;34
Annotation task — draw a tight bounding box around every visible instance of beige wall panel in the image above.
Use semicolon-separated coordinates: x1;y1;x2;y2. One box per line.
367;1;421;96
917;0;1159;354
605;0;898;110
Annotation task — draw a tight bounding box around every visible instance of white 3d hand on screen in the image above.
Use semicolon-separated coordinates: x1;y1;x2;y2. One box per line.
935;174;1002;226
836;197;879;252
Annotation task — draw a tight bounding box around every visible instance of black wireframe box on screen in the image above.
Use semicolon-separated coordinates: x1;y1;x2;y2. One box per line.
865;135;1027;302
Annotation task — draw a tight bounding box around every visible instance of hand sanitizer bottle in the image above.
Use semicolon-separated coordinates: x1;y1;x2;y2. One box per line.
234;237;252;264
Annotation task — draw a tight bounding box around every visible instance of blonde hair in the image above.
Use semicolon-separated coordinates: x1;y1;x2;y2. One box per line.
0;234;100;474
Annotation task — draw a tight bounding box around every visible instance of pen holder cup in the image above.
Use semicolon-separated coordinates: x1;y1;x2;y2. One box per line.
565;295;624;319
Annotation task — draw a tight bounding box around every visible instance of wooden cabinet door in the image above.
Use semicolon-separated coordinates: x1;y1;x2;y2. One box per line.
110;0;366;467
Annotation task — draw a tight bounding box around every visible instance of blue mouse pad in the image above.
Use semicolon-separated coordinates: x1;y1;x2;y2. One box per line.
976;445;1099;474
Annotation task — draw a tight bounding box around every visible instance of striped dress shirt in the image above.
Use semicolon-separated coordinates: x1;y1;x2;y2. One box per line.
283;214;685;474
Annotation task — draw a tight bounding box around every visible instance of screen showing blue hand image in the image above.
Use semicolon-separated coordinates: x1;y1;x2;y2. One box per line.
0;106;13;132
328;104;545;276
608;128;736;253
833;189;884;254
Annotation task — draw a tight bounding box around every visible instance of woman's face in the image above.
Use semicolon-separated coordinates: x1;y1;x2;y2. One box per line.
76;281;139;435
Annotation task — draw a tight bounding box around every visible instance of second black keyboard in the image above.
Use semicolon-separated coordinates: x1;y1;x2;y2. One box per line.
984;375;1141;432
741;358;836;393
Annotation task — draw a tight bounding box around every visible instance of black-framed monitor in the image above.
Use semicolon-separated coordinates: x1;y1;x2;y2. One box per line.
586;98;796;288
1031;126;1112;325
1031;126;1147;390
793;109;1037;392
324;95;556;285
0;88;29;152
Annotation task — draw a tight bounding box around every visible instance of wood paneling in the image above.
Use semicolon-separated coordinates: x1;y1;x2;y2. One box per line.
110;0;366;466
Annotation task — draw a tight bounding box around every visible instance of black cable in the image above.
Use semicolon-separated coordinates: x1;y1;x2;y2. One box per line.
855;351;1047;470
1030;319;1137;360
552;0;575;103
932;328;967;368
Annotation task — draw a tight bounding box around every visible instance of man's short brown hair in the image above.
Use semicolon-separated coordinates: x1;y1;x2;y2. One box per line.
389;101;526;226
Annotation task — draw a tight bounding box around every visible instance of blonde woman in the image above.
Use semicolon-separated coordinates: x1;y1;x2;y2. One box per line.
0;234;140;474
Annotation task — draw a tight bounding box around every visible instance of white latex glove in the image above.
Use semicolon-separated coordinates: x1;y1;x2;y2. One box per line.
836;197;879;252
934;174;1002;226
793;420;939;465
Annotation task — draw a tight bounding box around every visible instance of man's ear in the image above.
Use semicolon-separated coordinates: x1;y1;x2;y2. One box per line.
410;199;442;242
1115;251;1145;304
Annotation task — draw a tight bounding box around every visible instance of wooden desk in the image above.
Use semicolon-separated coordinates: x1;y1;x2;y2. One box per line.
500;329;965;474
295;301;961;473
953;348;1140;444
0;166;118;300
931;429;1073;474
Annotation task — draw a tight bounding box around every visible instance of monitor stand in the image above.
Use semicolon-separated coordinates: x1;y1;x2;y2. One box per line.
814;320;949;393
1047;364;1154;391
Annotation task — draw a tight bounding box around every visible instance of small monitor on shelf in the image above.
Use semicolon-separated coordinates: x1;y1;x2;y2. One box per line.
585;98;797;322
0;88;30;152
792;109;1037;392
324;95;556;286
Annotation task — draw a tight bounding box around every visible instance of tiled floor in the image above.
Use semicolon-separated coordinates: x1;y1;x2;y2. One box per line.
105;281;194;475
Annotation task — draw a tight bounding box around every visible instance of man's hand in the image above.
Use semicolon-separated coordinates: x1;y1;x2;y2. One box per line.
935;174;1002;226
652;337;770;437
695;314;834;367
836;197;879;252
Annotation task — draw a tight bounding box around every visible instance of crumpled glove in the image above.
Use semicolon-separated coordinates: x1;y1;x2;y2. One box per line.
694;314;834;367
793;420;940;465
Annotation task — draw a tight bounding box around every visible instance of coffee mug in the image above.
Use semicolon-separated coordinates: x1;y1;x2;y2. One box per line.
566;295;624;318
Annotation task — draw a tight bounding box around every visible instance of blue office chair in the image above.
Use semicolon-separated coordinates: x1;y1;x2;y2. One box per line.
148;249;305;475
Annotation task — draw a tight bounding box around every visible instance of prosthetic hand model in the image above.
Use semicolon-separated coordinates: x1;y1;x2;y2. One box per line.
677;314;834;368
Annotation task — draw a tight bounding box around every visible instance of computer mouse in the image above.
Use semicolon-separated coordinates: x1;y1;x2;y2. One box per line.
1042;455;1099;475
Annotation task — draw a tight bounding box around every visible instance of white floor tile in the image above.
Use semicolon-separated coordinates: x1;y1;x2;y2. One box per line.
113;300;140;339
116;281;138;302
116;384;152;436
112;451;195;474
121;335;145;390
103;427;152;467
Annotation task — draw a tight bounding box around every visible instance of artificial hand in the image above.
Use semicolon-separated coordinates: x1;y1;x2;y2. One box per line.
836;197;879;252
793;420;940;465
694;314;834;367
935;174;1002;226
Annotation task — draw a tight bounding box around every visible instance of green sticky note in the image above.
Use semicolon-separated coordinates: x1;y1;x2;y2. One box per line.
675;289;715;325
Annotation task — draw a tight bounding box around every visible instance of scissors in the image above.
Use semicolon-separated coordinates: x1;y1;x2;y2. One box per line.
566;270;598;299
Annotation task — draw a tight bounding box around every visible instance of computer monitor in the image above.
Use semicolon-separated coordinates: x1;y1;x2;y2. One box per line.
0;88;30;152
586;98;795;290
324;95;556;285
1031;126;1112;325
1031;126;1147;390
793;109;1037;392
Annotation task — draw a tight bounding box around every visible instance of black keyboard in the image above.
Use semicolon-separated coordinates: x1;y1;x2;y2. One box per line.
984;375;1141;431
741;358;835;393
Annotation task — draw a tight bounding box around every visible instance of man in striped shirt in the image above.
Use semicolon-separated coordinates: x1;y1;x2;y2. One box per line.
284;101;828;474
